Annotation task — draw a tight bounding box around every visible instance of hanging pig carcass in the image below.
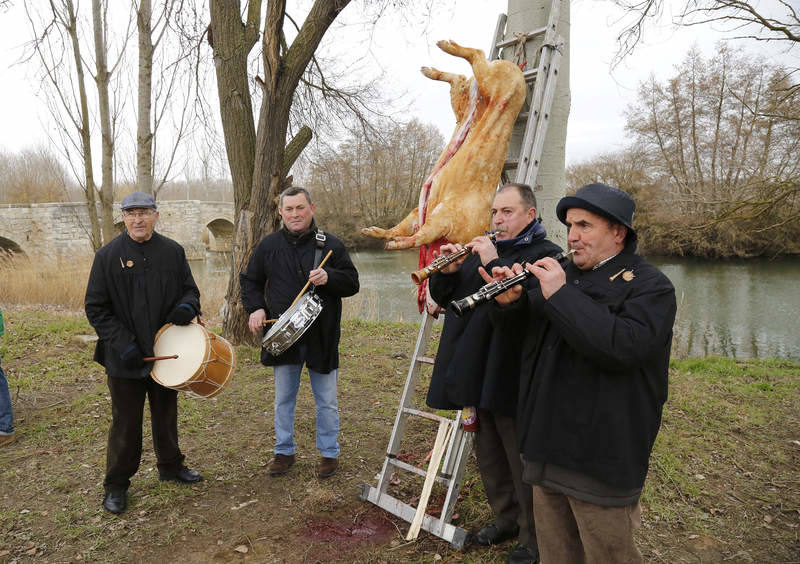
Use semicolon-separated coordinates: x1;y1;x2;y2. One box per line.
361;40;526;312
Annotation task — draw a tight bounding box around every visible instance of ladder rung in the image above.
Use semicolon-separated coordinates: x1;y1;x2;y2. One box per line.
494;25;549;49
503;158;519;171
388;458;452;486
517;111;530;122
416;355;435;365
402;407;455;424
523;68;538;83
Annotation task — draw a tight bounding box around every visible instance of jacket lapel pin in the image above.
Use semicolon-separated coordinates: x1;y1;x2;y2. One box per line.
609;268;625;282
622;270;635;282
126;260;134;268
119;257;125;269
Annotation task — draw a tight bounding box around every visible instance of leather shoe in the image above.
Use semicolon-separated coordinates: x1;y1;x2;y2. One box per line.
159;466;203;484
507;543;540;564
475;522;519;546
103;490;127;514
268;454;295;477
318;457;338;478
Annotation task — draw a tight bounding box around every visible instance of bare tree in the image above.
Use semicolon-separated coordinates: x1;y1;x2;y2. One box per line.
610;0;799;61
25;0;108;249
622;45;800;255
207;0;410;342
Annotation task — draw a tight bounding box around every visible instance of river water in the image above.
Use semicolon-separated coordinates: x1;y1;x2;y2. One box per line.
192;250;799;360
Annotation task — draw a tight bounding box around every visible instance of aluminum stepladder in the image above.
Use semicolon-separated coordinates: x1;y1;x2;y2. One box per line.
359;2;564;549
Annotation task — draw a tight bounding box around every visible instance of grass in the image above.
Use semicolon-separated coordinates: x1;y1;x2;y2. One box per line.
0;309;798;563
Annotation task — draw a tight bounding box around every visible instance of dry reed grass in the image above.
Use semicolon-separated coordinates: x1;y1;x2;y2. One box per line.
0;254;227;319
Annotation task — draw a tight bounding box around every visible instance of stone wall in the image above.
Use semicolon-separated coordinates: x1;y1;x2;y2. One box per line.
0;200;234;260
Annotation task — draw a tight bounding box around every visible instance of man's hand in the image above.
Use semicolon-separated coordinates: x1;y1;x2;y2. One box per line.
466;235;499;266
120;344;145;370
528;257;566;299
478;263;525;306
248;309;267;334
434;243;466;274
309;267;328;286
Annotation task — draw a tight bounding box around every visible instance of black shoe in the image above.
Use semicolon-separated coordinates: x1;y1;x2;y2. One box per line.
475;522;519;546
507;543;540;564
103;490;127;514
159;466;204;484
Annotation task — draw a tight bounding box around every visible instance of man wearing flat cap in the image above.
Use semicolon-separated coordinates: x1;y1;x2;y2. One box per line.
484;183;677;563
85;191;204;515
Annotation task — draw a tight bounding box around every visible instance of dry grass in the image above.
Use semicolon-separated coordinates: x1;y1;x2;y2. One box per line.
0;255;226;317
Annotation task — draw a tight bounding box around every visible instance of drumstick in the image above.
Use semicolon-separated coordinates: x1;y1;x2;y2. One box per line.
288;249;333;309
143;355;179;362
261;319;278;326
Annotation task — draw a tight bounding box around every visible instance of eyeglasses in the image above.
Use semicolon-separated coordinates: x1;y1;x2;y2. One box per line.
123;210;156;219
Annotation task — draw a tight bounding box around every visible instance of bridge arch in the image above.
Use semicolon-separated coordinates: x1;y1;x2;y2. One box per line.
204;217;234;252
0;235;26;258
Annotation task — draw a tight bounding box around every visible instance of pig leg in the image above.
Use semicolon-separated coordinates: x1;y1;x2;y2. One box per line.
436;40;492;96
385;202;454;250
361;207;418;241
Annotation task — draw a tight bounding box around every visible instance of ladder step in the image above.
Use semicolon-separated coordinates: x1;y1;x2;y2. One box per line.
503;158;519;171
416;355;435;365
402;407;456;424
494;25;549;50
523;68;538;83
388;458;452;486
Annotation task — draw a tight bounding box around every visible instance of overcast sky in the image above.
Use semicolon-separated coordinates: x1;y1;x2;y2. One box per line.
0;0;794;169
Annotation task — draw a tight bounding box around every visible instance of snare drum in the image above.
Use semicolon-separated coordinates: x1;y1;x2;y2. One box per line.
151;323;236;398
262;293;323;356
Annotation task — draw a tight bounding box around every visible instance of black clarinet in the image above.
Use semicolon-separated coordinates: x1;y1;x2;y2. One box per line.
449;251;574;317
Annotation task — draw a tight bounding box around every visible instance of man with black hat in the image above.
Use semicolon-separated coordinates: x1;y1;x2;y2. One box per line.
483;183;677;562
85;191;204;515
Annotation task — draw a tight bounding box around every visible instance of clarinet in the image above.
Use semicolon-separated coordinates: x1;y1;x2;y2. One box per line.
449;250;574;317
411;232;500;285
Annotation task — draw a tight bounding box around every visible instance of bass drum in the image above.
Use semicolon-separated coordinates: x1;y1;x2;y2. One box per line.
262;293;323;356
152;322;236;398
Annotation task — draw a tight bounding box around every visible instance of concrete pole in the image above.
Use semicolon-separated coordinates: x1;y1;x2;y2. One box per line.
502;0;570;249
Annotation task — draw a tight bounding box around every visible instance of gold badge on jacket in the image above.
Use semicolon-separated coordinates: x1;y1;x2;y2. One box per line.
622;270;635;282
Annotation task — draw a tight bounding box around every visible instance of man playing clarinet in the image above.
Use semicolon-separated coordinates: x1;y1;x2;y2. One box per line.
425;183;562;564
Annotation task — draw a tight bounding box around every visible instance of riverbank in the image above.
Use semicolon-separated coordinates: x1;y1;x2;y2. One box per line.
0;309;798;562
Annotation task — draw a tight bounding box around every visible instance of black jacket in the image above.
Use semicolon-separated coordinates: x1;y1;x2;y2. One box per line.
489;246;676;489
426;221;562;415
85;231;201;379
239;224;359;372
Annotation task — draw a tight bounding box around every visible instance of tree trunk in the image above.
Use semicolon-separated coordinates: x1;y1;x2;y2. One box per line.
136;0;155;195
66;0;102;250
211;0;350;343
92;0;115;245
209;0;260;343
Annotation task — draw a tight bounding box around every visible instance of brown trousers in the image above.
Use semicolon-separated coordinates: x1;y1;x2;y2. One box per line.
104;376;185;491
533;485;642;564
476;409;536;546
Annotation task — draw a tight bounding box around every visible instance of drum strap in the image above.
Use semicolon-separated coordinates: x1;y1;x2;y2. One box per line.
313;229;327;270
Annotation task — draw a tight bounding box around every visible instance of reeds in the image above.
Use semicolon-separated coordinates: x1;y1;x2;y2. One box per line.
0;253;226;319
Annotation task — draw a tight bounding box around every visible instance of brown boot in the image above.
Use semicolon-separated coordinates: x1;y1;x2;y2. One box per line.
268;454;295;477
318;457;338;479
0;434;14;448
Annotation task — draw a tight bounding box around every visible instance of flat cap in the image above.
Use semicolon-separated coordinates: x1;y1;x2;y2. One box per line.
120;191;157;210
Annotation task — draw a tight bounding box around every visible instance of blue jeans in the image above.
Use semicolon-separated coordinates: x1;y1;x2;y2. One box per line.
273;361;340;459
0;358;13;435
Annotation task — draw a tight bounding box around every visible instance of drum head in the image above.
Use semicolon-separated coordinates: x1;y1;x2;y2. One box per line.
152;324;208;386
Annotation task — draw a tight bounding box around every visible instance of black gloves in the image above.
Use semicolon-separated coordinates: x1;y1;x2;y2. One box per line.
167;304;195;326
120;344;145;370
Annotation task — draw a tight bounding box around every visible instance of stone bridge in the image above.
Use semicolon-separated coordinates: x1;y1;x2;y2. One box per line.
0;200;234;260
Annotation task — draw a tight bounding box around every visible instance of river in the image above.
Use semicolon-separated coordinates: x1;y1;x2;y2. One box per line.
191;250;799;360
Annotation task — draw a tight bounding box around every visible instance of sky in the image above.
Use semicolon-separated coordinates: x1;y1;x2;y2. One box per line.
0;0;795;169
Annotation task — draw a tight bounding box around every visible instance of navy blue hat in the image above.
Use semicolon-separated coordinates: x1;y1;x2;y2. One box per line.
121;191;157;210
556;183;636;241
